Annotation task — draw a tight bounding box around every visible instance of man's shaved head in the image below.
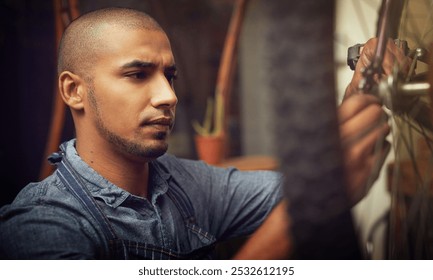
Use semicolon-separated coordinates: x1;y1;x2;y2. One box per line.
57;7;164;78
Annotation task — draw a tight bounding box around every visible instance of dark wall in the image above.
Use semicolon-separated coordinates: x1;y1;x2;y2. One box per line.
1;0;57;206
0;0;235;206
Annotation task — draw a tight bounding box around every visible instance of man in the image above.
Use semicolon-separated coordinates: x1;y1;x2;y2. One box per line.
0;8;399;259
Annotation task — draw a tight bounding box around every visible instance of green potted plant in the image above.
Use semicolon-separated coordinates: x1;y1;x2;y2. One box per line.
192;92;225;164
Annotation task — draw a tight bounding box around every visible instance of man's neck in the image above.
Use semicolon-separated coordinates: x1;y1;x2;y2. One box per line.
75;139;150;199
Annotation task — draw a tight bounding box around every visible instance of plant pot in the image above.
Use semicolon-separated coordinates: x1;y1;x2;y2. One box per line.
194;134;225;165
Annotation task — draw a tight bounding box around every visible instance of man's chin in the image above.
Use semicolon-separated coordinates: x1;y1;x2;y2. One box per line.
139;141;169;159
144;147;168;159
114;139;168;160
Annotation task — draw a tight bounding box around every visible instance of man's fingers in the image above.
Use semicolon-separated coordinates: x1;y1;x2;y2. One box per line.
340;102;388;143
338;94;382;124
342;118;390;159
339;92;391;204
345;37;411;99
346;140;391;204
382;39;411;76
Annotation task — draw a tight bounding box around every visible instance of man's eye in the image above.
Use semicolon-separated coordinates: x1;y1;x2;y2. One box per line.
165;73;177;84
127;72;147;79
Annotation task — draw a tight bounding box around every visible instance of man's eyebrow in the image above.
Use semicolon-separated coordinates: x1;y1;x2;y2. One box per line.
120;60;177;72
120;60;156;69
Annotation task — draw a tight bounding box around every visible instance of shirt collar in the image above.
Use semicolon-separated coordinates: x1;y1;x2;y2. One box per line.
60;139;170;208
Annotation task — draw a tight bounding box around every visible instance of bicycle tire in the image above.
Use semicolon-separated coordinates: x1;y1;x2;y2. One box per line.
265;0;362;259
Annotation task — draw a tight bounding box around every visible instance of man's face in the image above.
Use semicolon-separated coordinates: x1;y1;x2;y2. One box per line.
84;26;177;160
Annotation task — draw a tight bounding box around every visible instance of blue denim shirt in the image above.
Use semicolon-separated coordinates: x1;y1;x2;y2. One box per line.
0;139;283;259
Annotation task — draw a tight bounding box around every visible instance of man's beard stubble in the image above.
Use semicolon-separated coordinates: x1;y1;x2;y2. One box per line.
87;88;169;159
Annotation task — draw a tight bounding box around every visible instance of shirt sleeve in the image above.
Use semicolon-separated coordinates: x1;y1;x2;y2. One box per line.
162;155;284;241
207;167;284;240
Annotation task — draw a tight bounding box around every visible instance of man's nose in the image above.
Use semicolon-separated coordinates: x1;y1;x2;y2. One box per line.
150;74;178;109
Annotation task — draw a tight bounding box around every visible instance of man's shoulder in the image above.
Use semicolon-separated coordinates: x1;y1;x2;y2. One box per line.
4;172;70;208
0;171;89;223
0;172;104;259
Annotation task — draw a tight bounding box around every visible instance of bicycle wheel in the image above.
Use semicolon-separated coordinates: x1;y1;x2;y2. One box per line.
265;0;362;259
369;0;433;259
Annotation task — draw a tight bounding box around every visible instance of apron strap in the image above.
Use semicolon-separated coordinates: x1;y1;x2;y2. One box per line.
56;160;118;240
51;146;127;258
166;181;196;224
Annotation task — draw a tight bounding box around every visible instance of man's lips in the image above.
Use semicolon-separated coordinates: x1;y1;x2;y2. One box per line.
144;117;174;128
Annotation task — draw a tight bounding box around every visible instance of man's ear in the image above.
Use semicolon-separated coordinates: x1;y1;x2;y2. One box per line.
58;71;86;110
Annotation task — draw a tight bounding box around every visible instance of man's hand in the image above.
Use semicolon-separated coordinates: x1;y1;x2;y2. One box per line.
339;94;390;204
345;37;411;98
340;37;412;204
